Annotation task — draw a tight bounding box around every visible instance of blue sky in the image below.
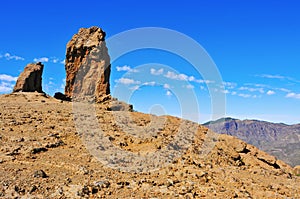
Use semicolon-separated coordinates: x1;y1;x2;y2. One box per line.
0;0;299;124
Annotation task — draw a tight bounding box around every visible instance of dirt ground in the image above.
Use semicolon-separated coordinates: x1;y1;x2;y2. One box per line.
0;92;299;198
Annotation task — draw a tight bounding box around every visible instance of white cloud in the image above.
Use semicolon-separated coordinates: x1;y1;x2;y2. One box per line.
231;91;237;95
163;83;170;89
200;86;206;90
115;78;140;85
277;88;291;93
258;74;286;80
153;69;213;85
266;90;275;95
165;71;188;81
52;58;59;63
130;85;140;91
286;92;300;99
2;53;24;61
166;90;172;96
150;68;164;75
188;76;196;81
244;83;269;88
0;81;14;93
223;81;237;89
195;79;215;84
116;65;138;73
238;93;251;98
0;74;18;82
34;57;49;63
186;84;194;89
33;56;63;63
117;65;131;71
143;81;156;86
239;86;264;93
0;74;18;93
221;89;230;94
245;83;292;94
59;78;66;90
257;74;300;83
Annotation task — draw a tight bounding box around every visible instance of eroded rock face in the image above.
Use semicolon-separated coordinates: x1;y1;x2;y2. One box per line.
13;62;44;93
64;26;111;102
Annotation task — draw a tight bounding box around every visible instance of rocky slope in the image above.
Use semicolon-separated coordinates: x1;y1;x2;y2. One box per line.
204;118;300;167
0;93;299;198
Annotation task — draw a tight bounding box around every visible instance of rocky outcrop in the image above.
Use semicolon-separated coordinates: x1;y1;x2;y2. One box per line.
13;62;44;93
64;26;111;102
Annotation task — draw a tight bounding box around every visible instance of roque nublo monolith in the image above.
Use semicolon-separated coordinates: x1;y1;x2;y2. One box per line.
64;26;111;102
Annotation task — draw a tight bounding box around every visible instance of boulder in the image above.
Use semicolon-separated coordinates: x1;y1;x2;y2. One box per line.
294;165;300;176
13;62;44;93
64;26;111;102
54;92;71;101
108;100;133;112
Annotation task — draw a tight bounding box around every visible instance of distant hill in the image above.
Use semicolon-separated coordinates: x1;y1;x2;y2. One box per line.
204;117;300;167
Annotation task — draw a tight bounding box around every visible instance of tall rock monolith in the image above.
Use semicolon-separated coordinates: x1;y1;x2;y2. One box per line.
64;26;111;102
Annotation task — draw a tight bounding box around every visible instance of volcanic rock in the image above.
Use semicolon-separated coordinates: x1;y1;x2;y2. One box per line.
54;92;71;101
13;62;44;93
64;26;111;102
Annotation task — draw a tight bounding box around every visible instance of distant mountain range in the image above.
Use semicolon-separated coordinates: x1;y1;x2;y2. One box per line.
204;118;300;167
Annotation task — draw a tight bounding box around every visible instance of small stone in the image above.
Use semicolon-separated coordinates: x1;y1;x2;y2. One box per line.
184;193;194;199
29;185;37;193
33;170;48;178
94;180;110;188
14;185;25;194
45;140;65;148
58;187;64;195
82;185;90;195
31;147;48;154
166;179;174;187
79;166;89;175
54;92;71;101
